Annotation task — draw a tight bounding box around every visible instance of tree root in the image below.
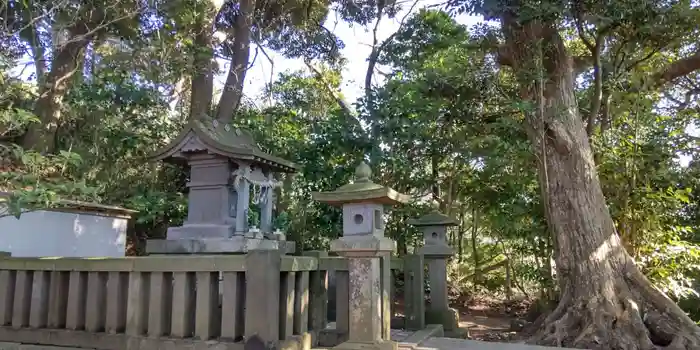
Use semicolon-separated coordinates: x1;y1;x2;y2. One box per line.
526;279;700;350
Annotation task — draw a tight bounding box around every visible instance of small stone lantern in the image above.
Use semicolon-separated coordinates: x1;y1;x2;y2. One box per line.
408;211;456;257
408;211;460;332
312;162;409;348
146;117;298;254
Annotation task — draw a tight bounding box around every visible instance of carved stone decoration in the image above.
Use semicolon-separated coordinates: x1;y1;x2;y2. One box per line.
228;187;238;218
180;133;208;153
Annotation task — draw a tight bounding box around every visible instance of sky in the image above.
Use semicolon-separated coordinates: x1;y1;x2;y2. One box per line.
9;0;478;103
220;0;481;104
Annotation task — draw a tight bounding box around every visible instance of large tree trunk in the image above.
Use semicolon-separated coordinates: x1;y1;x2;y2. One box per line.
188;0;227;120
215;0;254;123
501;17;700;350
188;28;215;120
21;26;92;153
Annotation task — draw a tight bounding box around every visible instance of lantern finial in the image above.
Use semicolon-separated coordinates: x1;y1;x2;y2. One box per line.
355;162;372;182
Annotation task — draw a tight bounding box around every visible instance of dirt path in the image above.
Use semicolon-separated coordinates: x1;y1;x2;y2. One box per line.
459;312;516;340
394;295;529;342
452;297;532;342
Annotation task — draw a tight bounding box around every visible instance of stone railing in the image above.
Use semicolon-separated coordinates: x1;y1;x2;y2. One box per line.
0;251;426;350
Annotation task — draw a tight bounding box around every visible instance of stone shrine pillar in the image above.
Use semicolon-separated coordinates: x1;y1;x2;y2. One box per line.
313;162;409;350
408;211;460;333
145;117;298;254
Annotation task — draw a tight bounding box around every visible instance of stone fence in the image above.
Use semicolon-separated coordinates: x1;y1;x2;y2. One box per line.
0;251;423;350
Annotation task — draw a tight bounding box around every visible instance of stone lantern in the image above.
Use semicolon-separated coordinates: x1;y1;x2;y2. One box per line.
407;211;460;333
312;162;409;348
146;117;298;254
409;211;456;256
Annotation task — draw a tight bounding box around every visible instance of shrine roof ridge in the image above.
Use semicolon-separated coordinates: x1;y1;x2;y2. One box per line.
149;117;298;173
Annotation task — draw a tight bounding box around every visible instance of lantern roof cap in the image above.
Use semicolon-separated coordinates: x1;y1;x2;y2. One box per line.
407;210;458;227
312;162;409;206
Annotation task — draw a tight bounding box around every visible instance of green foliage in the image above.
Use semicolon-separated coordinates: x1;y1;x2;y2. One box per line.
0;145;99;219
0;78;99;218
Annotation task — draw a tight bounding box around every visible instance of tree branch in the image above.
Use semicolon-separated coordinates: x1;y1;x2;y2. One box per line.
586;35;603;137
365;11;385;98
253;43;275;105
364;0;421;96
653;50;700;87
303;60;356;120
572;2;594;51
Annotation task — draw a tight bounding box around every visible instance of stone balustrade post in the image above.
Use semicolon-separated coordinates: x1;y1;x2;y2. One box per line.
331;236;395;343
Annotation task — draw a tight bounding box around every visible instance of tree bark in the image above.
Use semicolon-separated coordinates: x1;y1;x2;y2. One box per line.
187;0;227;121
500;15;700;350
21;25;92;153
188;31;216;120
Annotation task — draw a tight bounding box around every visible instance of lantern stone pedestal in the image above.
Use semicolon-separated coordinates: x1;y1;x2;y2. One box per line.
331;236;395;343
145;118;298;255
409;211;462;335
313;162;409;350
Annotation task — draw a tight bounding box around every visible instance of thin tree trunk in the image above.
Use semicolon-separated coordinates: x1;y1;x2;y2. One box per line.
170;76;188;117
457;211;464;261
599;87;612;133
431;153;440;205
470;205;479;284
500;16;700;349
276;174;293;214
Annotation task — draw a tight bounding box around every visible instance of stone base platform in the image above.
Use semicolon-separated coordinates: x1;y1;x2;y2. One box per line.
146;237;296;254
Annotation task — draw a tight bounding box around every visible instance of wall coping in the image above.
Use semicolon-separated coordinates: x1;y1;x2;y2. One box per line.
0;191;137;219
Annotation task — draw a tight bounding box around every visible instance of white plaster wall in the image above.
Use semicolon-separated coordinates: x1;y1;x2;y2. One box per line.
0;210;128;257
